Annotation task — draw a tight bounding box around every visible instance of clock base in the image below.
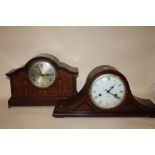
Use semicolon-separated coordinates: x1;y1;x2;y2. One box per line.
53;65;155;118
53;96;155;117
53;112;155;118
6;54;79;108
8;97;68;107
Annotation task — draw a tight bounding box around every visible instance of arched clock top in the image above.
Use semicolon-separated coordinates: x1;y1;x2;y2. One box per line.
6;53;78;107
6;54;78;76
79;65;131;96
53;65;155;117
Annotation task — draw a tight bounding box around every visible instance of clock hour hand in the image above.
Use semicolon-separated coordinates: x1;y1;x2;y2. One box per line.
113;94;121;100
37;66;44;76
105;90;121;100
42;73;54;76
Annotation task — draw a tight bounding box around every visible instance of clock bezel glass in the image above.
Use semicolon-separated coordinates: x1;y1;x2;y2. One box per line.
27;60;57;89
89;73;127;110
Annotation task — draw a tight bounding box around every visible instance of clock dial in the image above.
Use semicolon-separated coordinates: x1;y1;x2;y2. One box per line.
90;74;126;109
28;61;56;88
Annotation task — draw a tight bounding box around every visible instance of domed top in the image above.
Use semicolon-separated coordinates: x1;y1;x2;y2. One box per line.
6;53;79;76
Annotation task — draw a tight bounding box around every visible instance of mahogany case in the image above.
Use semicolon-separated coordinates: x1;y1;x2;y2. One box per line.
53;65;155;117
6;54;78;107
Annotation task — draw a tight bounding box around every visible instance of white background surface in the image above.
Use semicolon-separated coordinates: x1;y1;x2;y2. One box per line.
0;27;155;128
1;1;155;155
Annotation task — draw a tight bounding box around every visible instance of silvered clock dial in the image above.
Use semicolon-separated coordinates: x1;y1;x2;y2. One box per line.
28;60;56;88
6;53;79;106
90;74;126;109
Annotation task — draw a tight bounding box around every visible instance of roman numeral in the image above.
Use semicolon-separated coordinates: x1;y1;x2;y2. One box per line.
92;90;96;93
99;100;102;104
106;102;109;106
94;96;98;100
40;63;43;68
107;75;110;81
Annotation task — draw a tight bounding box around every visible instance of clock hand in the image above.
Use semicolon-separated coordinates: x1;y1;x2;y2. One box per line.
105;90;121;100
108;91;115;96
37;66;44;76
42;73;54;76
109;92;120;100
106;83;116;93
114;94;121;99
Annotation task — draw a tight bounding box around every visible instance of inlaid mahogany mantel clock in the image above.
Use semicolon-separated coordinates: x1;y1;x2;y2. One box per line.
6;54;78;107
53;65;155;117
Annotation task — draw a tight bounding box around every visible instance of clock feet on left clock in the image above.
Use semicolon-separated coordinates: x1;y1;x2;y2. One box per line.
6;54;79;107
8;97;69;107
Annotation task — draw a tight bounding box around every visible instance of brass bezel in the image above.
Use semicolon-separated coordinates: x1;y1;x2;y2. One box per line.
27;60;57;89
89;73;127;110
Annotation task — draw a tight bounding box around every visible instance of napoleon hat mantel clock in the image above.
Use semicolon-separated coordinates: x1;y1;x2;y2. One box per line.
53;65;155;117
6;54;78;107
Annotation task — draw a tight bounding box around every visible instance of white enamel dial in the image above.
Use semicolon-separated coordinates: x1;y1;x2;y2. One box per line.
28;60;56;88
90;74;126;109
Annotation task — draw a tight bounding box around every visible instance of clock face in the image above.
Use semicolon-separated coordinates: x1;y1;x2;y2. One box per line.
28;60;56;88
90;74;126;109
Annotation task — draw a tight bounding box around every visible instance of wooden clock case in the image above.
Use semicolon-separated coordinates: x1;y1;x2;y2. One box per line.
6;54;78;107
53;65;155;117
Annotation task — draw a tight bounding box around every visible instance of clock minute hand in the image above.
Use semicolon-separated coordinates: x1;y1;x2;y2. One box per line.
105;89;121;100
37;66;44;76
